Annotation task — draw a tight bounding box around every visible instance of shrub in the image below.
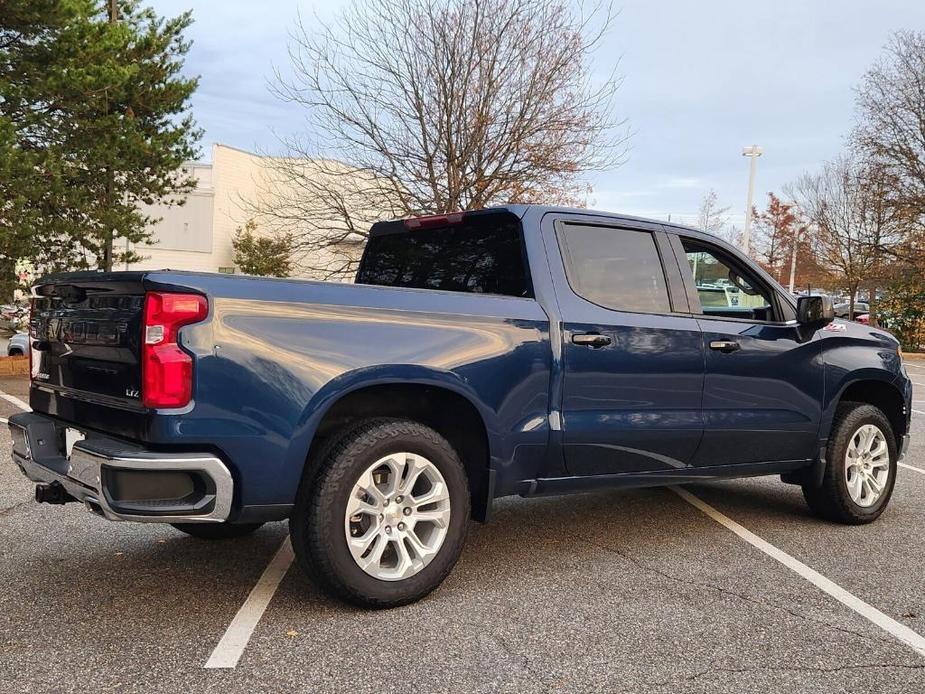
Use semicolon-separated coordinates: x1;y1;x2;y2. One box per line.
232;220;293;278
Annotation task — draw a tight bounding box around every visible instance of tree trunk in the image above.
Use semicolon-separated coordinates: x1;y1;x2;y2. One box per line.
848;283;858;321
867;281;879;327
103;1;118;273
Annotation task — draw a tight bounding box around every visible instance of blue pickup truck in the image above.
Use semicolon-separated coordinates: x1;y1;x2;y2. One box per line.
9;206;913;607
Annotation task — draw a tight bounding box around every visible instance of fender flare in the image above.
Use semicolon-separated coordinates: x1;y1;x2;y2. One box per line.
281;364;500;498
818;369;905;444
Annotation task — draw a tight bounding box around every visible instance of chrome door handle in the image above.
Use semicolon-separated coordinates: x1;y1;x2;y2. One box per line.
709;340;740;353
572;333;612;348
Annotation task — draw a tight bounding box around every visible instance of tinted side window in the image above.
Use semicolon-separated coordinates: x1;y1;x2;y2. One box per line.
356;214;531;297
557;224;671;313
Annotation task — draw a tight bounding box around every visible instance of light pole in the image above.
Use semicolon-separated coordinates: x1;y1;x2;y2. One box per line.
741;145;762;255
787;224;803;294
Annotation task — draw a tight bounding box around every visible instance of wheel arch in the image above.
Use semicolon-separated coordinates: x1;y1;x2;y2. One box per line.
291;367;497;522
823;375;908;453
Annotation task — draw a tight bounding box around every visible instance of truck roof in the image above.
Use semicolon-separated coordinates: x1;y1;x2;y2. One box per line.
372;203;709;239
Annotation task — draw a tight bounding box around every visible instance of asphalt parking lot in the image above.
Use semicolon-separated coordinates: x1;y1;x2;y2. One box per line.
1;367;925;693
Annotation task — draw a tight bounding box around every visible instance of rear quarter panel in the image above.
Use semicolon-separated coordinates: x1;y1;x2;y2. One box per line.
143;273;552;509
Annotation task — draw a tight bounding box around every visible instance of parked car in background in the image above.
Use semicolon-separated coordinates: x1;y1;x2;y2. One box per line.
696;286;740;308
856;314;871;325
6;332;29;356
0;304;28;336
8;205;912;607
834;301;869;319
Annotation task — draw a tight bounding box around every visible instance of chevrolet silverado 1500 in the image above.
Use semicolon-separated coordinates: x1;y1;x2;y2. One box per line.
9;206;913;606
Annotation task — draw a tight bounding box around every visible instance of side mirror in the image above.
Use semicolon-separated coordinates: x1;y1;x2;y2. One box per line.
797;295;835;327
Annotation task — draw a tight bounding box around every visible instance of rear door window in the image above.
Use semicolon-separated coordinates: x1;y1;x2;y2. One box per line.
556;224;671;313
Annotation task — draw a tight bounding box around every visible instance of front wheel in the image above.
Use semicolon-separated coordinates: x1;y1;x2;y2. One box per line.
802;403;897;524
290;418;470;608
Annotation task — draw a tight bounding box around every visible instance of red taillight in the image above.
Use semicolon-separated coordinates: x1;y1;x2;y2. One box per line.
28;298;35;379
141;292;208;409
403;212;464;229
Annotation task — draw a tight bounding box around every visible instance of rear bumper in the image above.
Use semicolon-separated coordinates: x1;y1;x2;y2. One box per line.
8;412;233;523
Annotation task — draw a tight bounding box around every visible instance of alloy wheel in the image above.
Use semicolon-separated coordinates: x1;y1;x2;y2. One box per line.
844;423;890;508
344;452;451;581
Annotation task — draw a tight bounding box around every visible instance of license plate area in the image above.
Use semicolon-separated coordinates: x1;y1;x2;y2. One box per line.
64;427;97;487
65;427;86;458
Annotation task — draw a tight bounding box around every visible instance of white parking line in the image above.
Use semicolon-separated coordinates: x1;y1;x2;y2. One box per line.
900;462;925;475
671;485;925;658
0;388;30;412
204;537;294;669
2;381;290;668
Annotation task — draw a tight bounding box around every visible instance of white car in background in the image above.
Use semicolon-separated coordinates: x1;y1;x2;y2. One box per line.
7;332;29;356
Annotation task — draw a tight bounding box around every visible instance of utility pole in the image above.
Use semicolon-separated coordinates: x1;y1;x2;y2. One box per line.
741;145;762;256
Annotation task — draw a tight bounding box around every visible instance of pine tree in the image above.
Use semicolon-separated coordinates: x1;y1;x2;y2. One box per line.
0;0;201;296
232;220;294;278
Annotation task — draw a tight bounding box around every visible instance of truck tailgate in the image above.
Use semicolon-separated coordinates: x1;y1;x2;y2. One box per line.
31;276;147;412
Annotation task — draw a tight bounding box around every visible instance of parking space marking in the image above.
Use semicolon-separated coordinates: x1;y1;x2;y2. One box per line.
0;388;29;412
204;537;294;669
671;485;925;658
900;462;925;475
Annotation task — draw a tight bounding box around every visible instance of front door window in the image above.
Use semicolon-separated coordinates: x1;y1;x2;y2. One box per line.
684;241;776;322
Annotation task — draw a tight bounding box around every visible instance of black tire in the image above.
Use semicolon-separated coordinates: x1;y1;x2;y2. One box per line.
290;418;470;608
171;522;264;539
8;349;22;356
802;403;897;524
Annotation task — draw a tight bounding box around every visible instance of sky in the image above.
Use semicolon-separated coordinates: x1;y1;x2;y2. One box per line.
153;0;925;228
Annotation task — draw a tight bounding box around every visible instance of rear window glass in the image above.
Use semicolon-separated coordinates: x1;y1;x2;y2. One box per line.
356;214;532;297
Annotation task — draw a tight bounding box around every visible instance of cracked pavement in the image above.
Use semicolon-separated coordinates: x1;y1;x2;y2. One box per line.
1;371;924;693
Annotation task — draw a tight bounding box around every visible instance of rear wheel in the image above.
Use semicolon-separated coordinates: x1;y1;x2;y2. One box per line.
290;418;470;608
171;522;264;539
802;403;897;524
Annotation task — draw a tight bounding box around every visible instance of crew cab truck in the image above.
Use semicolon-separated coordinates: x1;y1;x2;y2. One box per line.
9;206;913;607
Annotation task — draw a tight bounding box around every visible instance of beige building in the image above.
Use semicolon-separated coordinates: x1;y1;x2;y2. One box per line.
129;143;365;277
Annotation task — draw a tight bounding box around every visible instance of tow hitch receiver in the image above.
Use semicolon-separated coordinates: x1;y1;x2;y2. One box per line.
35;482;74;505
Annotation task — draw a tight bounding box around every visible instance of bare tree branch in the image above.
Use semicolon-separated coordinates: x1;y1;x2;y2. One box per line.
251;0;628;279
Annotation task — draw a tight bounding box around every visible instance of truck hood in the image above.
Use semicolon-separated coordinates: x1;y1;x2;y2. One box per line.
822;318;900;348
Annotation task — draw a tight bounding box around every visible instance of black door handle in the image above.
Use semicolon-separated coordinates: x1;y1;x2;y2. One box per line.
709;340;740;353
572;333;612;348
